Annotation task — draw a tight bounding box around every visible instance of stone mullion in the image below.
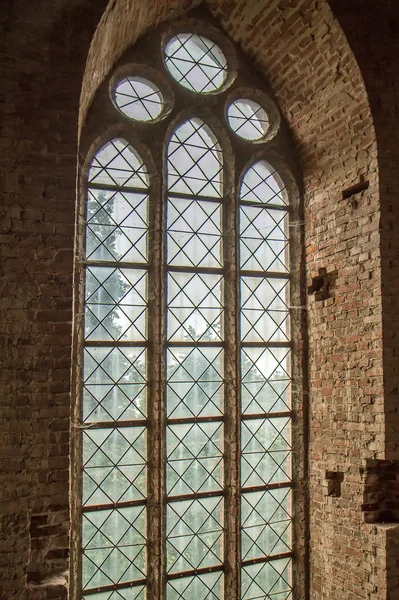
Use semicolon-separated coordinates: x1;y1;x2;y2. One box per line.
146;168;165;600
224;178;241;600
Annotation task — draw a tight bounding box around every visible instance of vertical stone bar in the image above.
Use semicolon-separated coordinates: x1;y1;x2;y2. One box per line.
224;173;240;600
146;170;165;600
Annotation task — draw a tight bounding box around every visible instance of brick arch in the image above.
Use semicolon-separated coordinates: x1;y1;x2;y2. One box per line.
79;2;384;599
78;2;387;600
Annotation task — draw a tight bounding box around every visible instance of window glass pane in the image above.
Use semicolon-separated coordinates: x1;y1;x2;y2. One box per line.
83;426;146;505
168;118;223;197
227;99;269;141
167;347;224;419
242;489;292;561
241;418;291;487
86;189;148;263
165;33;227;94
166;497;224;573
167;421;223;495
240;206;289;272
83;347;146;422
240;277;290;343
85;267;147;342
82;506;146;589
167;571;224;600
240;161;288;206
114;76;164;122
167;197;222;267
241;557;292;600
167;272;223;342
89;139;149;188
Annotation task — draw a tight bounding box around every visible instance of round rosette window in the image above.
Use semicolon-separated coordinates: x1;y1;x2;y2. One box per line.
164;33;228;94
114;76;164;122
227;98;270;141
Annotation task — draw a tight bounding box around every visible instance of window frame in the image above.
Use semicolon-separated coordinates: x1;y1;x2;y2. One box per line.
71;17;306;600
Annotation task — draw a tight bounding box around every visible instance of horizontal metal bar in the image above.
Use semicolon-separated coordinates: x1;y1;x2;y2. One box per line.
241;481;293;494
83;260;149;270
240;200;290;212
82;578;147;596
166;341;224;348
82;498;147;513
167;415;224;425
241;411;293;421
167;490;224;503
84;340;148;347
168;191;223;204
240;341;292;348
81;419;148;429
167;264;224;275
241;551;293;568
89;182;148;195
167;564;224;581
239;270;291;279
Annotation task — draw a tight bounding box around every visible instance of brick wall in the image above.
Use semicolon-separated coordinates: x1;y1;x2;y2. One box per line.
0;1;106;598
1;0;399;599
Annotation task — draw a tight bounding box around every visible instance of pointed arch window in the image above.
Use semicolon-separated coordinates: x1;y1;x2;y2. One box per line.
74;20;300;600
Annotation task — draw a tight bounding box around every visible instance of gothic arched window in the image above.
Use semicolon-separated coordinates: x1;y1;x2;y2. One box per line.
73;20;301;600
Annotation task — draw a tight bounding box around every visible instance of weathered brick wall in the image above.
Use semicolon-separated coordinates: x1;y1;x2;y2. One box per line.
1;0;399;599
0;1;106;598
333;2;399;597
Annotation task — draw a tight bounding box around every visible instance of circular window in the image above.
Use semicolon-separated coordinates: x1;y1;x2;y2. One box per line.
165;33;228;94
227;99;270;141
114;77;164;122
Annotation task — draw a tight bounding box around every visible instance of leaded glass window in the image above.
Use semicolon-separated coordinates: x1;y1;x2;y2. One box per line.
74;21;300;600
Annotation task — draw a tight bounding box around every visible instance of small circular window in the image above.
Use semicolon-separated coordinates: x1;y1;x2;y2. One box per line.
114;76;164;122
164;33;228;94
227;99;270;141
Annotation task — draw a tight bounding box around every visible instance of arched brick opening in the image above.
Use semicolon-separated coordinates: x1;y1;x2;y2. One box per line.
2;0;399;599
79;1;383;599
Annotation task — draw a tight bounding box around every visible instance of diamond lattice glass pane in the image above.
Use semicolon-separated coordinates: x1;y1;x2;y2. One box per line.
227;99;269;141
167;497;223;573
240;206;289;272
167;421;223;495
240;277;289;343
165;34;227;94
168;272;223;342
241;418;291;487
86;189;148;263
83;585;145;600
82;506;146;590
168;119;223;197
240;161;288;206
167;347;223;418
167;197;222;267
167;571;223;600
83;427;146;505
242;558;292;600
89;139;149;188
242;489;292;560
241;347;290;415
114;77;163;122
83;347;146;423
85;268;147;342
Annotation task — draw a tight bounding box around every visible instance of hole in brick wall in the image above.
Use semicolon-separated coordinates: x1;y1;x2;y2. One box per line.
27;508;69;585
326;470;344;497
362;460;399;523
308;268;338;301
342;180;369;208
